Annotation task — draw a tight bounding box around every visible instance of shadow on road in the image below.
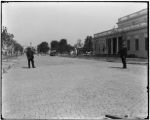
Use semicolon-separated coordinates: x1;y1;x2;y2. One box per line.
22;67;29;69
110;66;123;69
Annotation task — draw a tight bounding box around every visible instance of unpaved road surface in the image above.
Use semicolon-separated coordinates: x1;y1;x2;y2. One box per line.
2;55;148;119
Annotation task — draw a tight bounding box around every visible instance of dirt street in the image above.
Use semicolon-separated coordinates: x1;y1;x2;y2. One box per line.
2;55;148;119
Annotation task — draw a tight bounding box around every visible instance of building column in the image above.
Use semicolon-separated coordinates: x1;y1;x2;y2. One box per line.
111;38;113;54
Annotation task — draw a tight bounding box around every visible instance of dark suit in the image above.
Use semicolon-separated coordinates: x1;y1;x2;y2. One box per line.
26;48;35;68
120;46;127;68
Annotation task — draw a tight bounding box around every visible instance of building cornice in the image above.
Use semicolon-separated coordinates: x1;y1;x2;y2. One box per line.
94;22;147;38
117;8;147;23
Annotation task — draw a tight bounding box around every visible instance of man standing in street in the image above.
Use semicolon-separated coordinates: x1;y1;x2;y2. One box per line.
26;47;35;68
120;42;127;69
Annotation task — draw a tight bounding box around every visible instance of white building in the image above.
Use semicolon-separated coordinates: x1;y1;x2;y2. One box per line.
93;9;148;58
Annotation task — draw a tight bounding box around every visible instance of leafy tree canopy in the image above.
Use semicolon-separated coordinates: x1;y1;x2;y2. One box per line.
58;39;68;53
37;41;49;53
50;39;74;54
83;36;93;53
2;26;23;53
50;40;59;51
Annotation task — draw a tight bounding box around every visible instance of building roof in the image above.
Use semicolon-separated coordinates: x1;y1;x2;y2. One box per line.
117;8;147;23
94;22;147;38
94;8;147;38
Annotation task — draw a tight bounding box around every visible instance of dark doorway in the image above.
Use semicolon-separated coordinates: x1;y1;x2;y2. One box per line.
113;37;117;54
118;36;123;51
106;38;111;54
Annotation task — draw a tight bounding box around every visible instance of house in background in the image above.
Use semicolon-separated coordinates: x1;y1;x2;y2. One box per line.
93;8;148;58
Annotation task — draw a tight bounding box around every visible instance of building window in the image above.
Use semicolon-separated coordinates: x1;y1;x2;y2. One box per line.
145;37;148;50
127;40;130;50
135;39;139;51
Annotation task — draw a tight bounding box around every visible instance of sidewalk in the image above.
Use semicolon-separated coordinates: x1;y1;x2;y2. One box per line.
62;55;148;65
105;57;148;65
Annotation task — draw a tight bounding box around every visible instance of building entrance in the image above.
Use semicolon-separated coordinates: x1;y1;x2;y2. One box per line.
118;36;123;52
106;38;111;54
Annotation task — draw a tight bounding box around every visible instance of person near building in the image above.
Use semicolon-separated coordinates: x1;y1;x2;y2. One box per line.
119;42;127;69
26;47;35;68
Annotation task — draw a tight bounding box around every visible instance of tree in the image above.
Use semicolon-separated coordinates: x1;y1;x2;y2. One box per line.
50;40;59;52
2;26;8;49
2;26;14;49
74;39;83;49
37;42;49;54
50;39;74;54
14;41;24;54
58;39;68;53
67;44;74;52
14;42;23;52
83;36;93;53
74;39;84;55
2;26;23;55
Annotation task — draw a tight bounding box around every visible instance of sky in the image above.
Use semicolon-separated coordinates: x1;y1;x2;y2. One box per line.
2;2;147;47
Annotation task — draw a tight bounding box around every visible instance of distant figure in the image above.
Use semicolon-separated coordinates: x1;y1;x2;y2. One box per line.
26;47;35;68
119;43;127;69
